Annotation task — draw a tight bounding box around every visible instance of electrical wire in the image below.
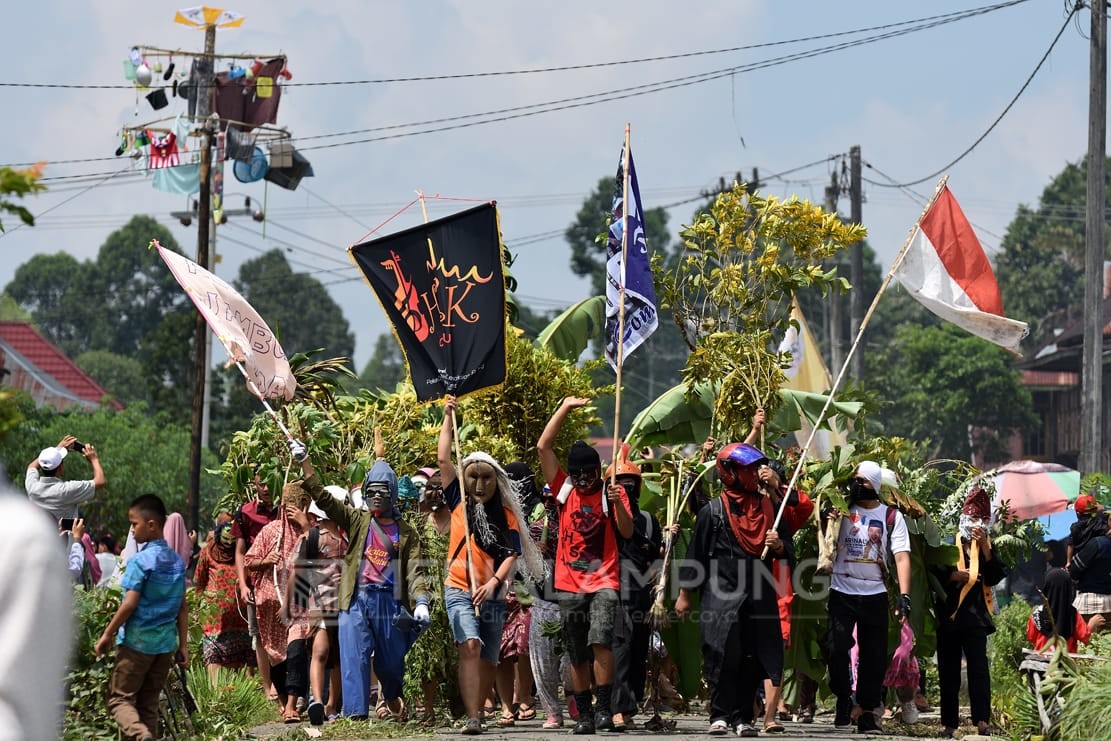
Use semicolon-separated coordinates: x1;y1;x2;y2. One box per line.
4;1;1027;171
866;3;1079;188
0;166;132;240
0;1;1029;92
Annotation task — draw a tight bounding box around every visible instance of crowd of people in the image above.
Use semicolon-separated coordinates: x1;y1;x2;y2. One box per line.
13;406;1111;739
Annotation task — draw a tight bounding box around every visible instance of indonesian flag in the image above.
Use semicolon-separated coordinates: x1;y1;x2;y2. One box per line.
893;186;1028;353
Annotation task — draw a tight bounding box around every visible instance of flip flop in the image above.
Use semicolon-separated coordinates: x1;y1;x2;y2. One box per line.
375;697;391;720
283;709;301;724
495;714;516;728
763;721;786;734
517;703;537;721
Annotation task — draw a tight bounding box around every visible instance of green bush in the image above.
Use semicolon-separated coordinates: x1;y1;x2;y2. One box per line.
187;665;275;737
988;599;1034;734
63;585;123;741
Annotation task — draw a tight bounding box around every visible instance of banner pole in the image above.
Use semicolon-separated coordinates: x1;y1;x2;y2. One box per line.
607;123;633;514
759;175;949;559
418;188;480;611
234;360;295;441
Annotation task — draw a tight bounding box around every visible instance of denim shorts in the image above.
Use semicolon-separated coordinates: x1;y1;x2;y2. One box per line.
445;585;506;665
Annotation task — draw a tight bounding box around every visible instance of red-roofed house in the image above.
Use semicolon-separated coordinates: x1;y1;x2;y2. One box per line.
0;322;122;411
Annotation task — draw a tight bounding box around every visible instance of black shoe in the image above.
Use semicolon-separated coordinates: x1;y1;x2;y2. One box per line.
573;716;596;735
834;698;853;728
595;711;615;732
856;712;883;734
307;701;325;726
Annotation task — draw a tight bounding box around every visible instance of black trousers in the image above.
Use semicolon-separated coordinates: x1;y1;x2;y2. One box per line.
283;638;310;699
937;626;990;728
612;588;652;717
826;590;888;712
708;603;767;726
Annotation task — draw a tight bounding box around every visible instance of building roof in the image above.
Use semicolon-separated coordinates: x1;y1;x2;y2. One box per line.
0;322;122;410
1019;294;1111;373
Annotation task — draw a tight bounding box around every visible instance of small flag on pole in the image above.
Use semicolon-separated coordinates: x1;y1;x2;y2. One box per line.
605;145;658;369
893;185;1028;353
778;298;845;458
154;240;296;400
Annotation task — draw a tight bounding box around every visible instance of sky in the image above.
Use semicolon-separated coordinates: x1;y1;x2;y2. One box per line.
0;0;1098;368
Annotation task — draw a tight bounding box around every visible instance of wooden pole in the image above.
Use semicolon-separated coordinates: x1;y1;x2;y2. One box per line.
607;124;633;515
760;175;950;558
418;190;480;611
1081;0;1106;473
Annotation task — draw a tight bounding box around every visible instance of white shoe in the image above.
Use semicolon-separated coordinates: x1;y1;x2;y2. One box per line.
735;723;759;738
902;701;920;724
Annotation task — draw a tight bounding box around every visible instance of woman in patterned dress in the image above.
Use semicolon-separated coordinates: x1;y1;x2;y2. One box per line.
194;522;253;681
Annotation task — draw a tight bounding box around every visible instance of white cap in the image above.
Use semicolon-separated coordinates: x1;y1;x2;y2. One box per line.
308;501;329;520
37;447;68;471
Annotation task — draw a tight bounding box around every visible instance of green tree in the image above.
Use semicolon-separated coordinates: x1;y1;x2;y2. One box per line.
354;333;406;392
234;249;355;361
0;293;31;322
565;174;671;296
0;393;222;539
865;323;1037;460
74;350;151;407
0;164;44;232
995;157;1111;341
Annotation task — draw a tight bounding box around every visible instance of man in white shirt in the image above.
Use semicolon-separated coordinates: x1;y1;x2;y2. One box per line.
825;460;912;734
25;435;106;523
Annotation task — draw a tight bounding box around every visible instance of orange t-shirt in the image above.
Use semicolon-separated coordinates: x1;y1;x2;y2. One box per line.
443;481;521;592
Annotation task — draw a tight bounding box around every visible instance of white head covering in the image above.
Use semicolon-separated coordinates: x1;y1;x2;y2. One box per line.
854;460;883;494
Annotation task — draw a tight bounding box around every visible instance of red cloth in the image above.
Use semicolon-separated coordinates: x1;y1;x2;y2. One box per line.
194;548;249;637
231;500;277;545
548;469;630;593
772;490;814;642
721;485;774;557
1026;612;1091;653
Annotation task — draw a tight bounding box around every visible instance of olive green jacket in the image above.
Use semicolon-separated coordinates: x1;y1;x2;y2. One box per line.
304;472;430;612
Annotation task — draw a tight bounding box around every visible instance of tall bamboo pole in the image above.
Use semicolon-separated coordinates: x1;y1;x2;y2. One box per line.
606;124;633;515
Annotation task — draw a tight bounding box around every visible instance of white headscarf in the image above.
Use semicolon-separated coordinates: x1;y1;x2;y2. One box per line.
460;451;547;584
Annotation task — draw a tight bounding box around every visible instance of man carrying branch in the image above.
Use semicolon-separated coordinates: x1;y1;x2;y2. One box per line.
538;397;634;735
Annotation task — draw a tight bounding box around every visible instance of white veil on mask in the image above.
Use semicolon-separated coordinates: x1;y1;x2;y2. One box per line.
459;451;548;584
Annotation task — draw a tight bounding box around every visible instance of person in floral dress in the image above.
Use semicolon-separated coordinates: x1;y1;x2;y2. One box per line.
194;522;253;681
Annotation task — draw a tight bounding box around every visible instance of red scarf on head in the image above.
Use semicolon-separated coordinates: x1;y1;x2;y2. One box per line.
722;485;774;556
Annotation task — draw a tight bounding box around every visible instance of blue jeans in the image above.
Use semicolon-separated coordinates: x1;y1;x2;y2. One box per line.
338;586;411;716
445;585;505;664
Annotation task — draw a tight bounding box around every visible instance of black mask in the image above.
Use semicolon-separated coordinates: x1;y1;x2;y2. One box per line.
848;480;874;500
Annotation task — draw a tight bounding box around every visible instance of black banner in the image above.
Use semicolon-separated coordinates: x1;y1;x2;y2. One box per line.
350;202;507;402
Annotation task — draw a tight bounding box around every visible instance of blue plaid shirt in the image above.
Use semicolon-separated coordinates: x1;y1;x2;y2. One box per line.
118;539;186;655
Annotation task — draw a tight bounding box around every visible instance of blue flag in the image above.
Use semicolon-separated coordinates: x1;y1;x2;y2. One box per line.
605;145;659;369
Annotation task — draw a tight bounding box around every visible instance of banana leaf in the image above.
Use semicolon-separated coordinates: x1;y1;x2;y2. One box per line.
773;388;863;435
534;295;605;361
624;380;716;451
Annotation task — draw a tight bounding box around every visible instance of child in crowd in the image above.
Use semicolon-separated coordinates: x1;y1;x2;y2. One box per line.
1027;567;1105;652
95;494;188;741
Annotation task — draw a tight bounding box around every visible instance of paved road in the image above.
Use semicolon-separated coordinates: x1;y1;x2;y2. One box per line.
249;709;951;739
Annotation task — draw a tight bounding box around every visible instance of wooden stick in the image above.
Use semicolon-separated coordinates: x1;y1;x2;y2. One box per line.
418;189;480;614
607;124;633;515
760;175;950;558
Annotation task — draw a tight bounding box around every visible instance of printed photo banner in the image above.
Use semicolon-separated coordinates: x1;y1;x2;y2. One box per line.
154;240;296;401
350;202;507;402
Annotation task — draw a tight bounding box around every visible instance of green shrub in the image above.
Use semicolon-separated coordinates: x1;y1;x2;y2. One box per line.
187;665;276;737
63;585;123;741
989;599;1035;734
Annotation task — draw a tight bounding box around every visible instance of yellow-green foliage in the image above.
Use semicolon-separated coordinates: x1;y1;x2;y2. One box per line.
217;330;599;508
654;184;864;441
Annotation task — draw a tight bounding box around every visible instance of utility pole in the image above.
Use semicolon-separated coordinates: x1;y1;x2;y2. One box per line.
187;22;217;532
825;168;843;372
1081;0;1106;474
849;145;864;380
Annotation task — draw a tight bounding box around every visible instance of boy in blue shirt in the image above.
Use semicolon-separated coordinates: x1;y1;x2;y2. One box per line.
95;494;188;741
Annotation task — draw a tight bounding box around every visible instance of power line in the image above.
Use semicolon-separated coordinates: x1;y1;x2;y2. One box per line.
0;1;1030;92
5;1;1028;171
866;3;1079;188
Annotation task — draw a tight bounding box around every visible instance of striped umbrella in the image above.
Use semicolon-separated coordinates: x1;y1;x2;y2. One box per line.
974;460;1081;520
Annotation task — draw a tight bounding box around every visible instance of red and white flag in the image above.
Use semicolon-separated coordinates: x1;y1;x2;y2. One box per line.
893;185;1028;353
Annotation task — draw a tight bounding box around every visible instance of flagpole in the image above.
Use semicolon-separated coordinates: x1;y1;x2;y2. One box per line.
418;189;480;612
607;124;633;514
233;359;296;441
760;175;949;558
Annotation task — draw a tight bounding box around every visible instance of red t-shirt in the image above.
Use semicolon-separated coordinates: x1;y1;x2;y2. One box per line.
548;469;630;594
231;500;277;546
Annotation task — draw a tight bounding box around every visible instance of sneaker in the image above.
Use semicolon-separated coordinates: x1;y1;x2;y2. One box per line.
595;711;615;733
461;717;483;735
834;697;854;727
856;711;883;734
735;723;759;738
307;701;325;727
901;701;919;724
573;716;596;735
708;719;730;735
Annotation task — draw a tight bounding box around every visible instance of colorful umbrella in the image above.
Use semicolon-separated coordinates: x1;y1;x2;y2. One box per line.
974;460;1081;520
174;6;245;29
